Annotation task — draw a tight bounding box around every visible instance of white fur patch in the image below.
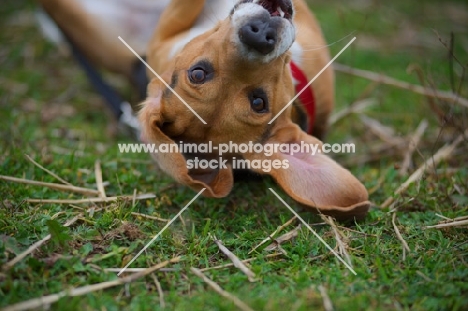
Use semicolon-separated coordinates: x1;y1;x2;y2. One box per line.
169;0;236;59
289;41;303;66
37;0;171;54
80;0;170;54
232;3;266;22
35;9;64;44
289;41;303;86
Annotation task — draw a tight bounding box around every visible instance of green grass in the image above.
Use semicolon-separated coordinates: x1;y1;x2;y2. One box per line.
1;0;468;310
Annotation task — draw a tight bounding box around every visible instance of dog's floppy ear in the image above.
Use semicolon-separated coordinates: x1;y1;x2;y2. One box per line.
139;80;233;197
244;122;370;221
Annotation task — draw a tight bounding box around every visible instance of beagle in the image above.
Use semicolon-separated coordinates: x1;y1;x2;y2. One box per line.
37;0;370;220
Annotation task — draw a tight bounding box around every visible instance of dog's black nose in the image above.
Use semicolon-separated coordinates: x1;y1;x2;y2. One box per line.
239;20;277;55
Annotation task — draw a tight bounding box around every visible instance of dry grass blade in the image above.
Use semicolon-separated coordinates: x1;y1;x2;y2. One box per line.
334;63;468;108
2;215;79;271
249;216;296;254
321;216;353;267
359;115;406;146
94;160;106;198
2;257;181;311
435;213;454;221
399;119;429;175
264;225;302;252
2;236;50;272
190;267;255;311
212;235;257;282
0;175;100;196
392;213;411;260
199;253;283;272
269;188;357;275
406;64;448;123
24;154;71;185
132;188;137;206
318;285;334;311
329;98;376;126
131;212;169;222
444;215;468;222
424;216;468;229
425;219;468;229
381;130;468;208
104;268;178;273
26;193;156;204
150;273;165;309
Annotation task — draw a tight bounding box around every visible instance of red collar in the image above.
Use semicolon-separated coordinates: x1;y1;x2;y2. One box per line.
289;60;316;134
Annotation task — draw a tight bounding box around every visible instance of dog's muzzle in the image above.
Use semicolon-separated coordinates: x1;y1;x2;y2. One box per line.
232;0;295;61
239;13;280;55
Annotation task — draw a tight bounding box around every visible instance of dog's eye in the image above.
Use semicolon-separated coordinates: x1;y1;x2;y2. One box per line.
189;68;207;84
249;88;269;113
251;97;266;112
188;60;214;84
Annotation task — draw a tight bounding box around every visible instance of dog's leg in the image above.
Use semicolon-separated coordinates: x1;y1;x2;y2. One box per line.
151;0;206;42
37;0;136;77
147;0;206;74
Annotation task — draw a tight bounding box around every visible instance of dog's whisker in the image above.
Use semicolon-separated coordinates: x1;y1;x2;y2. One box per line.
40;0;370;234
294;23;357;51
204;4;223;25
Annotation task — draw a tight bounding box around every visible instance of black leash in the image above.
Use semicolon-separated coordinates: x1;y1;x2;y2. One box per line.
47;12;148;141
67;39;145;140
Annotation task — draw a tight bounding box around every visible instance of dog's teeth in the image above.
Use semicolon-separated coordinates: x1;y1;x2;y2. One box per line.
278;7;285;17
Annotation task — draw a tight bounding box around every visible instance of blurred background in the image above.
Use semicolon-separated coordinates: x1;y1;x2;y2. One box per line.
1;0;467;309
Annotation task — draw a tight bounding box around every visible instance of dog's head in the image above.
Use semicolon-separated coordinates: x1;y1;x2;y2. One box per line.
139;0;370;221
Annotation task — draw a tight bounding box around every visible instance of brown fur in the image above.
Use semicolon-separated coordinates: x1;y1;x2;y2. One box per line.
38;0;370;221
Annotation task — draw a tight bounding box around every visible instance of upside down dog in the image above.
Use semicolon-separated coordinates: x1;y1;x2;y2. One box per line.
37;0;370;221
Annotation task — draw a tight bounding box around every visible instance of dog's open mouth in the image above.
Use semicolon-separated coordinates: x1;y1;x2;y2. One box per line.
257;0;293;21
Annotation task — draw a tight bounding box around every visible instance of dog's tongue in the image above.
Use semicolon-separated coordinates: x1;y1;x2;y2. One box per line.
260;0;292;19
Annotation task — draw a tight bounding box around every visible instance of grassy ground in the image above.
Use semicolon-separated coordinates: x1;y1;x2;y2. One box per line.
1;0;467;310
